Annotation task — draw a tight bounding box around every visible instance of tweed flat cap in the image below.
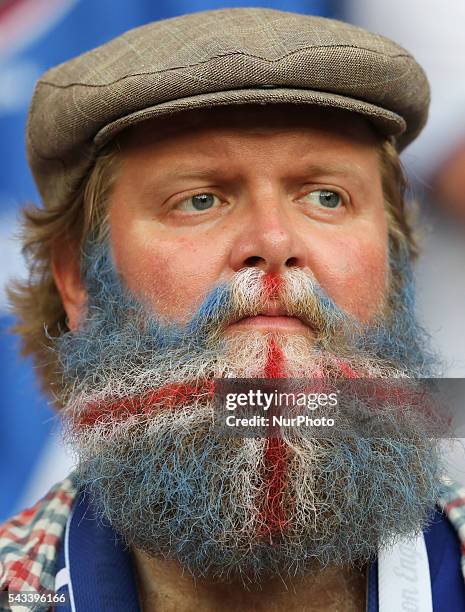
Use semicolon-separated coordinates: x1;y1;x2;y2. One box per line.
27;8;430;210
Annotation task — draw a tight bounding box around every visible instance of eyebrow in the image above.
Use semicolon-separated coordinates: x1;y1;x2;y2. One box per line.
161;167;227;182
296;162;369;188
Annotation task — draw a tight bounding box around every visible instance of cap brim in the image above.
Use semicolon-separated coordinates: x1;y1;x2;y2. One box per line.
94;87;407;151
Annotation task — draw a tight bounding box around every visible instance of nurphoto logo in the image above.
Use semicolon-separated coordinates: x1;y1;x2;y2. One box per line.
214;378;340;437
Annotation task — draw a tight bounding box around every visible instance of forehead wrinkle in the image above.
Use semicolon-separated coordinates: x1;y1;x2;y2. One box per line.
120;121;380;197
163;160;373;189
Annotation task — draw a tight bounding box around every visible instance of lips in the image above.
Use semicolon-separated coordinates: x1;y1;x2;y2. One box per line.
227;303;310;331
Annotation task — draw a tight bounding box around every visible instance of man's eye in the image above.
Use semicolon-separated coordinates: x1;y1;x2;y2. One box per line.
176;193;220;212
303;189;342;209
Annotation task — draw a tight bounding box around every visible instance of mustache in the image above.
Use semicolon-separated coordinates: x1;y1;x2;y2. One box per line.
186;267;354;344
79;245;351;345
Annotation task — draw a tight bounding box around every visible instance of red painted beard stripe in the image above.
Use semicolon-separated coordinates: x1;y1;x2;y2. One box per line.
76;380;214;427
77;372;432;429
259;335;289;543
335;359;360;379
263;272;283;301
264;336;285;379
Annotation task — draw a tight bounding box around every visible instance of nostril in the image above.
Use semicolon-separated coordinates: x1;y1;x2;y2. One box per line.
244;256;264;267
286;257;299;267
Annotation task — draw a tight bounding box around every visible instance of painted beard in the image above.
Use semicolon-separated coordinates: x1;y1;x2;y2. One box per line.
56;242;443;584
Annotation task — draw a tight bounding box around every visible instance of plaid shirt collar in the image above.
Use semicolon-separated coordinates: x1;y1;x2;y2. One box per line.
2;474;465;600
438;477;465;580
0;474;78;599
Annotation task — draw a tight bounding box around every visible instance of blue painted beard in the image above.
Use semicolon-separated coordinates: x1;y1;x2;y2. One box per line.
56;241;443;584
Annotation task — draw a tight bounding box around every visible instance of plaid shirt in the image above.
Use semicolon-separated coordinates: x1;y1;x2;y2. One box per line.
1;474;465;611
0;475;79;612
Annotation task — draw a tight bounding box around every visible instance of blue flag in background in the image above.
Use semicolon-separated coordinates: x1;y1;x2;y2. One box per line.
0;0;337;521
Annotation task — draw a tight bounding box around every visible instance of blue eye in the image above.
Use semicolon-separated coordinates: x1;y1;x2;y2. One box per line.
304;190;342;209
177;193;220;212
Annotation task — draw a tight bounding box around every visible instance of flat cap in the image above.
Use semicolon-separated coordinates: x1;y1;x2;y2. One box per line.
27;8;430;210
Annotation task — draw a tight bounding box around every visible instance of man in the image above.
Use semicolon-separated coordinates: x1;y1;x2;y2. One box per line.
1;8;464;612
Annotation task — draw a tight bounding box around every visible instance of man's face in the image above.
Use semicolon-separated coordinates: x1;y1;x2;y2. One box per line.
56;106;440;584
109;106;388;331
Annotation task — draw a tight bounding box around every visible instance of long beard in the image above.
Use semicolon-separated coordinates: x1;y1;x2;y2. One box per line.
56;243;442;583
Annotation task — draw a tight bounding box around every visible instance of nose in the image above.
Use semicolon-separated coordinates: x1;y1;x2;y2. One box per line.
229;191;307;275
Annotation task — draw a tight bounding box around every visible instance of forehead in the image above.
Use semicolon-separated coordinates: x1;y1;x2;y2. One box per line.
121;104;381;154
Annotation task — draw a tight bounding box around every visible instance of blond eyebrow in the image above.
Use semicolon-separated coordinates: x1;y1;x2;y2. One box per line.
296;162;369;186
162;167;229;181
136;166;235;203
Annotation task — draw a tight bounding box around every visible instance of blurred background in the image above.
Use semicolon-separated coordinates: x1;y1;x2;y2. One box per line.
1;0;464;522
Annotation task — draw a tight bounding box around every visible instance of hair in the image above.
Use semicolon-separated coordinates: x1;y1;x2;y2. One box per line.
7;134;418;398
379;139;418;261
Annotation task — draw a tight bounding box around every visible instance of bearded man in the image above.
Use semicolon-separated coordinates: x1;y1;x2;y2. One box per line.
1;8;464;612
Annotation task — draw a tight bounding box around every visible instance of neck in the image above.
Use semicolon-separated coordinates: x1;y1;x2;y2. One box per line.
131;548;366;612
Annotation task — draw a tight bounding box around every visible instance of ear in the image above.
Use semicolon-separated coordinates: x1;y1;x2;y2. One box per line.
52;240;87;331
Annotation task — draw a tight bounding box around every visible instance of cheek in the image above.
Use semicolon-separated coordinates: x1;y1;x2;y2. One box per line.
312;233;388;322
110;227;225;322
